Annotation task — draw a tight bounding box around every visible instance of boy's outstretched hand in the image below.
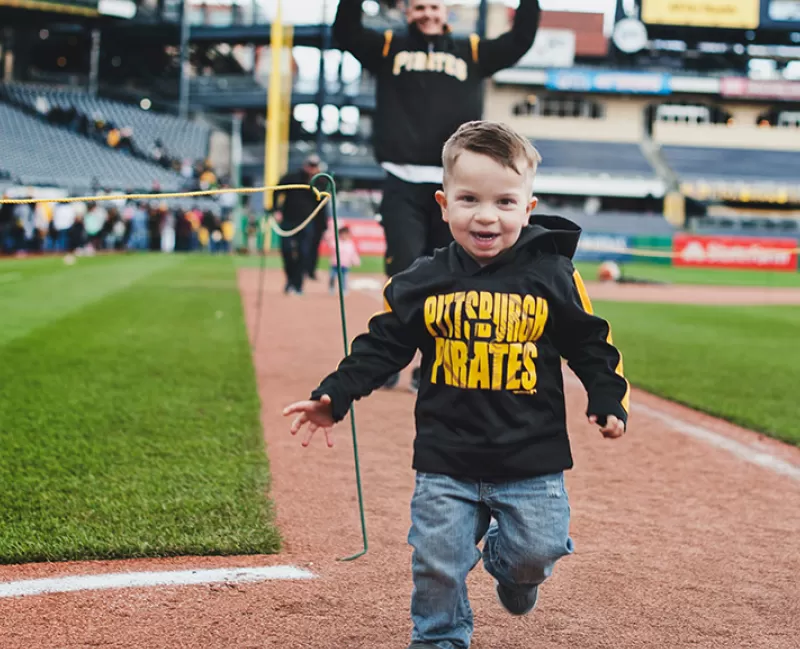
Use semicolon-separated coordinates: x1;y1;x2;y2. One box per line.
589;414;626;439
283;394;336;448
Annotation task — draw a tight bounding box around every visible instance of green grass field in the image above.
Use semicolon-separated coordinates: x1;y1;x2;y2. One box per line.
0;254;278;564
592;301;800;446
1;252;798;564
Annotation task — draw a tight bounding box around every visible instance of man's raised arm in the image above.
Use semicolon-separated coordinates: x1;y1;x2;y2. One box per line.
473;0;541;78
332;0;388;74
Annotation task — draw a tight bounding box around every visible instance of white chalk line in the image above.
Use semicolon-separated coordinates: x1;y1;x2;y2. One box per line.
635;403;800;482
0;565;316;599
563;373;800;482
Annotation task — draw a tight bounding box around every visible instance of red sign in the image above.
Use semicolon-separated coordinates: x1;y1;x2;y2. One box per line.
318;217;386;256
720;77;800;102
673;235;798;271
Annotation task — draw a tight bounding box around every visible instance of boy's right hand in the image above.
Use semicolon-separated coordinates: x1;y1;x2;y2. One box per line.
283;395;335;448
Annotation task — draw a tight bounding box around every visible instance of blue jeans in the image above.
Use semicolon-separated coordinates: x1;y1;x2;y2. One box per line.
329;266;349;293
408;472;574;649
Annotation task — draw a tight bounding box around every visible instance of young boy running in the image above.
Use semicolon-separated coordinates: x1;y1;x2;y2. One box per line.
283;120;630;649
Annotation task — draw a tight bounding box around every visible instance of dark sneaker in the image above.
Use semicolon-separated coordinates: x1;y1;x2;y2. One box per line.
382;372;400;389
409;366;421;393
495;581;539;616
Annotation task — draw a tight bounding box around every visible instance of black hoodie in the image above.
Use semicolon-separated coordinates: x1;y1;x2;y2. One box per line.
311;215;630;480
332;0;540;167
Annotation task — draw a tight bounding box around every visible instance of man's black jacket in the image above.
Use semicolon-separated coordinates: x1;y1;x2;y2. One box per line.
333;0;540;167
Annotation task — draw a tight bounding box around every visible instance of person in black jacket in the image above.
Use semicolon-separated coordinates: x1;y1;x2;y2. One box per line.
283;121;629;649
333;0;540;391
274;154;326;295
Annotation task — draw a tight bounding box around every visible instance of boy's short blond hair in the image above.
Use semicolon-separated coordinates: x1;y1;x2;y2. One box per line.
442;120;542;185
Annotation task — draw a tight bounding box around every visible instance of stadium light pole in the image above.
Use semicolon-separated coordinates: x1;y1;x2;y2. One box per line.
231;111;244;247
316;0;331;155
88;29;101;96
178;0;191;120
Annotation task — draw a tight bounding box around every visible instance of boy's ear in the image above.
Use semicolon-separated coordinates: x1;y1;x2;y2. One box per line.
435;190;449;222
528;195;538;214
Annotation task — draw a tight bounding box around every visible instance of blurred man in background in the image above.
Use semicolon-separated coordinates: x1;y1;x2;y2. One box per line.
274;154;327;295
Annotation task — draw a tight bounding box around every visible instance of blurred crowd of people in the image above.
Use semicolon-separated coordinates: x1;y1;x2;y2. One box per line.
0;193;245;256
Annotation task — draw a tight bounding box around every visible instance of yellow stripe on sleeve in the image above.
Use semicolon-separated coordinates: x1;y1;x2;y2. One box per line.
382;30;394;57
367;277;393;322
469;33;480;63
572;269;594;314
572;270;630;413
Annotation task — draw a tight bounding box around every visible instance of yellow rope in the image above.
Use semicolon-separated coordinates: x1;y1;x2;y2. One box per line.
0;184;324;205
266;193;330;237
0;184;330;239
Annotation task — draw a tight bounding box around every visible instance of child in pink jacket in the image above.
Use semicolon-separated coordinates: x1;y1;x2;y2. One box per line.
328;225;361;295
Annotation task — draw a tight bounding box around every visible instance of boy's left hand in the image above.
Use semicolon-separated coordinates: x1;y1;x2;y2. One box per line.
283;395;335;448
589;415;625;439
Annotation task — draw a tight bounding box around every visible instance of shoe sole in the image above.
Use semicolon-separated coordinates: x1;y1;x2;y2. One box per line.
495;581;539;616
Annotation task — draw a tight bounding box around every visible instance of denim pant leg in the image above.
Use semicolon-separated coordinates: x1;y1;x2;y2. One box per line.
58;229;69;251
408;472;492;649
482;472;574;595
329;266;338;291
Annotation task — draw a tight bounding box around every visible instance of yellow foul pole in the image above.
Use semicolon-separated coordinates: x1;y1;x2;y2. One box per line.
264;0;284;214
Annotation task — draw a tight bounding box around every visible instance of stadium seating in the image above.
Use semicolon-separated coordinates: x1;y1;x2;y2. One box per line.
660;146;800;183
554;208;676;236
0;103;185;191
1;83;210;163
532;139;657;178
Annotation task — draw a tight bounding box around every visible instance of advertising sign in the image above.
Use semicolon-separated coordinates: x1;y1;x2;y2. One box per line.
673;234;798;271
641;0;761;29
761;0;800;29
574;233;633;263
318;218;386;257
720;77;800;101
545;69;671;95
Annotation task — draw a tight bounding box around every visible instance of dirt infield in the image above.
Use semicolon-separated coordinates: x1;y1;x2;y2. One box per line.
0;269;798;649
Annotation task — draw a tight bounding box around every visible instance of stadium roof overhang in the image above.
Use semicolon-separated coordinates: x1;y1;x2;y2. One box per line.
0;0;135;25
535;174;666;199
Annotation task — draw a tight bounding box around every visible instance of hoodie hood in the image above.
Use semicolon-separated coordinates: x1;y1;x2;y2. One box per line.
452;213;583;274
519;213;582;259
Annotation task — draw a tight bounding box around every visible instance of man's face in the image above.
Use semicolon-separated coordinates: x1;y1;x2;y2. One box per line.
406;0;447;36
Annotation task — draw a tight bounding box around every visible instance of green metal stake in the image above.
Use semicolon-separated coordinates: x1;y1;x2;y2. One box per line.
311;172;369;562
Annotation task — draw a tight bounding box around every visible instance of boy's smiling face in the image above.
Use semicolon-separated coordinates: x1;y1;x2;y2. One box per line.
436;150;537;265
